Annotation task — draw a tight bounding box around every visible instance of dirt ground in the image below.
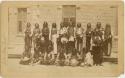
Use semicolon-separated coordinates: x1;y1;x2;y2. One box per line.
5;58;118;78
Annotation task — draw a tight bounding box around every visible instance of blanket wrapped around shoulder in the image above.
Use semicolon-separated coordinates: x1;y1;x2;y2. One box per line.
20;57;31;65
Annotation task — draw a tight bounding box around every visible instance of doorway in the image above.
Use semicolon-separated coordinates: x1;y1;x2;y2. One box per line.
62;5;76;27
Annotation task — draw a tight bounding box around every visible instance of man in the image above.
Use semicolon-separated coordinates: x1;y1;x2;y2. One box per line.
42;22;51;64
86;23;92;52
51;23;58;61
32;23;41;63
42;21;50;41
56;22;69;66
91;22;103;66
75;23;84;54
32;23;41;47
65;22;75;65
104;24;112;56
20;22;32;65
68;22;75;46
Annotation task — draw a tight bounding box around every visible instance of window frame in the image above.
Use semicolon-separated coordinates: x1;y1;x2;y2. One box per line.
17;8;27;35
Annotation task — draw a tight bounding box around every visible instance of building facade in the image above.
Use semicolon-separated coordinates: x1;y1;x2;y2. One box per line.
8;4;118;55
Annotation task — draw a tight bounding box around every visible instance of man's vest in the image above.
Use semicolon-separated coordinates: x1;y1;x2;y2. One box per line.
42;27;49;36
92;29;103;45
76;27;83;37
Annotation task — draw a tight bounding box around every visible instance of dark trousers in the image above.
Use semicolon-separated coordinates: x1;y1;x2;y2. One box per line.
24;36;32;58
86;37;91;52
68;41;75;54
92;46;103;65
33;39;41;59
76;36;83;52
57;42;67;60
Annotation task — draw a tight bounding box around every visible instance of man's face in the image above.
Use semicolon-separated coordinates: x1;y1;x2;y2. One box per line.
97;22;101;29
27;23;31;28
35;24;39;28
77;23;81;28
87;23;91;28
53;23;56;28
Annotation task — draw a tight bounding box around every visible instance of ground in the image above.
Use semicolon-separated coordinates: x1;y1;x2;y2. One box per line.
6;58;118;78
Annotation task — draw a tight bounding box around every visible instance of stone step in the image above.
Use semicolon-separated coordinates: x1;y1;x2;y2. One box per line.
8;54;117;63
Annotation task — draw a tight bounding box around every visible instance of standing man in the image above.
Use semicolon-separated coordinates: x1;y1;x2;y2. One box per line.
75;23;84;62
86;23;92;52
65;22;75;65
91;22;103;66
51;23;58;60
20;22;32;65
56;22;69;66
75;23;84;53
32;23;41;63
42;22;50;63
24;22;32;58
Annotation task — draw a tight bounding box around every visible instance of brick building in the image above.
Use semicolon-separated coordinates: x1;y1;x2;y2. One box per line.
8;4;118;56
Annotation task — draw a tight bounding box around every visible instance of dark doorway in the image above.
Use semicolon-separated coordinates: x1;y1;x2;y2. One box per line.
62;5;76;27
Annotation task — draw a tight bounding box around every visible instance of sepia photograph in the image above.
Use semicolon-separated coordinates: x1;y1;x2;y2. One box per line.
0;1;124;78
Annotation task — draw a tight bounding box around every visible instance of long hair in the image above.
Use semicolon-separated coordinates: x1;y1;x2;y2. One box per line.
87;23;91;31
77;23;81;28
43;21;48;28
51;23;57;35
52;23;57;28
105;24;111;36
96;22;101;29
60;22;64;29
35;23;39;28
26;22;31;28
25;22;31;36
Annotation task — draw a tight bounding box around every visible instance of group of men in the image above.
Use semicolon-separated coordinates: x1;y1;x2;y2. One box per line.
20;21;112;66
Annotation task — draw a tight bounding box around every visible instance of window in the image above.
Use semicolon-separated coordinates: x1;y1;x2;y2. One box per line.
17;8;27;33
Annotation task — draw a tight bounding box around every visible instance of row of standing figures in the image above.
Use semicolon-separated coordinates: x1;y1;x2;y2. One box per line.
20;21;112;67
